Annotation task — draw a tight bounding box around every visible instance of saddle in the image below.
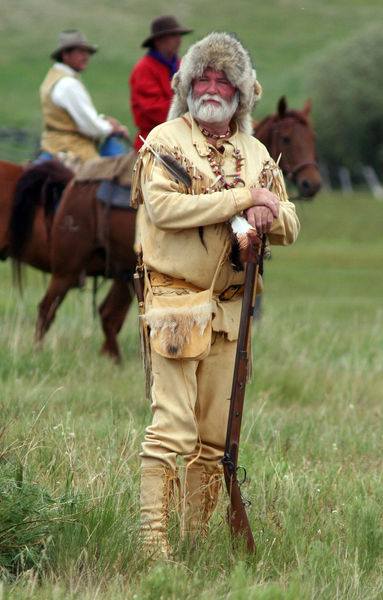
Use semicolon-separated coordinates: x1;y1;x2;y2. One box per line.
74;151;138;209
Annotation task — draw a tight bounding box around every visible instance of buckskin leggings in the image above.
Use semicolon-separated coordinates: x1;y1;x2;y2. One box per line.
141;331;237;470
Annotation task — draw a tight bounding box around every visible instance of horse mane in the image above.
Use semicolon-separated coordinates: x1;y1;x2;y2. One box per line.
253;114;275;140
9;159;74;262
255;108;310;136
280;108;311;127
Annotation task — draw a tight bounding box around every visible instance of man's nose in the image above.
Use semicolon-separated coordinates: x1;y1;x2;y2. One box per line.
206;79;218;94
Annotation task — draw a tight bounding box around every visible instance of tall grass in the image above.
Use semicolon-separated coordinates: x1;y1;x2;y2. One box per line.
1;190;383;598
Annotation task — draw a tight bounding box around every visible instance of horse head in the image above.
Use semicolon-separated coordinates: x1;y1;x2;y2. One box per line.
254;96;321;199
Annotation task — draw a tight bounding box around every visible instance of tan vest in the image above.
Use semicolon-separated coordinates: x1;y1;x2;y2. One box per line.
40;67;99;163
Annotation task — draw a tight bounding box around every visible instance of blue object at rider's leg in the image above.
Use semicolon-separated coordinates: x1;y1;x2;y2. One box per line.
34;151;54;163
100;135;127;156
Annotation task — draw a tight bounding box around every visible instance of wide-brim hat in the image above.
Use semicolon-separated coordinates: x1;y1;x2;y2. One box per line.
50;29;99;60
141;15;192;48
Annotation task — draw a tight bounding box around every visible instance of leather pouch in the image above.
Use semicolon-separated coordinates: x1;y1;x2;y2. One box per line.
144;243;229;360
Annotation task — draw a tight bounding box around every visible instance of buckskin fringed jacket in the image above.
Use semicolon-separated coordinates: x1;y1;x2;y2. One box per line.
132;113;300;340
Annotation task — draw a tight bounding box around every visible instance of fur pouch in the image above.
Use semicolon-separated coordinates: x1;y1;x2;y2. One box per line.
145;289;212;360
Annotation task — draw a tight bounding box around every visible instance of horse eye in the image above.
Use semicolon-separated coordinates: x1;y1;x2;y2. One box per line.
282;136;290;144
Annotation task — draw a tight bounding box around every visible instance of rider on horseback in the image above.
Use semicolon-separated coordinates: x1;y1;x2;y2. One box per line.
38;29;130;168
129;15;192;152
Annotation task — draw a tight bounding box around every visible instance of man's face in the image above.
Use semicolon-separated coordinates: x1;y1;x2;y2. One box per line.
188;68;239;124
193;68;236;104
62;47;91;72
154;34;182;59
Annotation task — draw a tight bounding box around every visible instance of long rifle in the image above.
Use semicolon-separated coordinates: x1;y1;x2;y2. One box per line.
222;235;265;554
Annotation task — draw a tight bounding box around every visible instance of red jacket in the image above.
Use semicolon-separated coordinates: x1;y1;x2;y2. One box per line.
129;54;180;151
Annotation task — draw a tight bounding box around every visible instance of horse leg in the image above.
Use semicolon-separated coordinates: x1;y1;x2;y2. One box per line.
36;237;92;344
37;193;99;344
36;275;72;344
98;277;134;362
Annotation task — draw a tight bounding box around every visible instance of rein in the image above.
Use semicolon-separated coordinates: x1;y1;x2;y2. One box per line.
270;117;318;182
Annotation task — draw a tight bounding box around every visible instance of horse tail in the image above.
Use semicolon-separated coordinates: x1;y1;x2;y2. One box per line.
9;159;74;262
41;161;75;236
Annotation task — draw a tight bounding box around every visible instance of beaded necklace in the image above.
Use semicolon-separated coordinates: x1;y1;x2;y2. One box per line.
206;147;244;190
199;125;231;140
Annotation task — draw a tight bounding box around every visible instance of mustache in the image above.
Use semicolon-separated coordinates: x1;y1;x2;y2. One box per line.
193;93;224;107
187;89;239;124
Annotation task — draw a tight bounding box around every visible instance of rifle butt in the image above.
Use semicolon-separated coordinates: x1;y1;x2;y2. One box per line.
224;471;256;554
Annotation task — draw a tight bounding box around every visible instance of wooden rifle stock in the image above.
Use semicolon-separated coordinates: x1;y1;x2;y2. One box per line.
222;236;265;554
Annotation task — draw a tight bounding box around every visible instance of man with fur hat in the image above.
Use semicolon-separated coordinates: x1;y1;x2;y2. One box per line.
129;15;192;152
132;32;300;558
39;29;129;165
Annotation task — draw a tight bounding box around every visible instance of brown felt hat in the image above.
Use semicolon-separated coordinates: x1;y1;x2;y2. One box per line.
141;15;192;48
50;29;99;60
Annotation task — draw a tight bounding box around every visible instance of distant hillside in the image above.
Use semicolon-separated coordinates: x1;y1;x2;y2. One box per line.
0;0;380;150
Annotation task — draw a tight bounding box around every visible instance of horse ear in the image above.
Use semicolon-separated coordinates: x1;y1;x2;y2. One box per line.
302;98;312;116
277;96;287;117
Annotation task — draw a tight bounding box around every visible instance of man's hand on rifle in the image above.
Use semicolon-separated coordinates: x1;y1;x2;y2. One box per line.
246;188;280;235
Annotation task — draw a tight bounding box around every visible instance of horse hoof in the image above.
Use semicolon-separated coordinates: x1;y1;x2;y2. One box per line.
34;338;43;351
99;344;122;364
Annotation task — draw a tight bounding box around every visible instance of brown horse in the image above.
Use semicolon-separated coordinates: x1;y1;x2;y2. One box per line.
254;96;321;198
33;157;138;361
4;157;137;361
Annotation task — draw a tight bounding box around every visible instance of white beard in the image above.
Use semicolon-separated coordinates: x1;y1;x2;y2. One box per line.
187;90;239;124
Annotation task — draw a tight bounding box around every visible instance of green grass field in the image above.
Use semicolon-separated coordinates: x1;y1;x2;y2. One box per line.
1;190;383;599
1;0;382;160
1;1;383;597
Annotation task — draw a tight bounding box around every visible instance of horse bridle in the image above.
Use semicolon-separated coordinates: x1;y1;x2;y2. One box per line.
270;117;318;182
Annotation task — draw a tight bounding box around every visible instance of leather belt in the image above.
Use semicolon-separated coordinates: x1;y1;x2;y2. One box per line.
149;271;244;301
149;272;202;292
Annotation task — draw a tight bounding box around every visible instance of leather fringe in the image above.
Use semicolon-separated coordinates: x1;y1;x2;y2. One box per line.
130;142;221;208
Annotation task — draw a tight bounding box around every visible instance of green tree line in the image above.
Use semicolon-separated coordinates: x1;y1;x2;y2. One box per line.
305;25;383;180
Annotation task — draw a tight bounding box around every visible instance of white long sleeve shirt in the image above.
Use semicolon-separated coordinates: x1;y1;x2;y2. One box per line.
50;63;113;139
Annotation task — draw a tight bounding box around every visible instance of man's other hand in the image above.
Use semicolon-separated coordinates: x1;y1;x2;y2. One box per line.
246;188;280;235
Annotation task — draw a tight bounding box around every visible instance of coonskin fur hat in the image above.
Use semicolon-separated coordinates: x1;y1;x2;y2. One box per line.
167;32;262;134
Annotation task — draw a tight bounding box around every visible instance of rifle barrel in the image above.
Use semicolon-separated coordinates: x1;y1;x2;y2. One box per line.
222;238;264;555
